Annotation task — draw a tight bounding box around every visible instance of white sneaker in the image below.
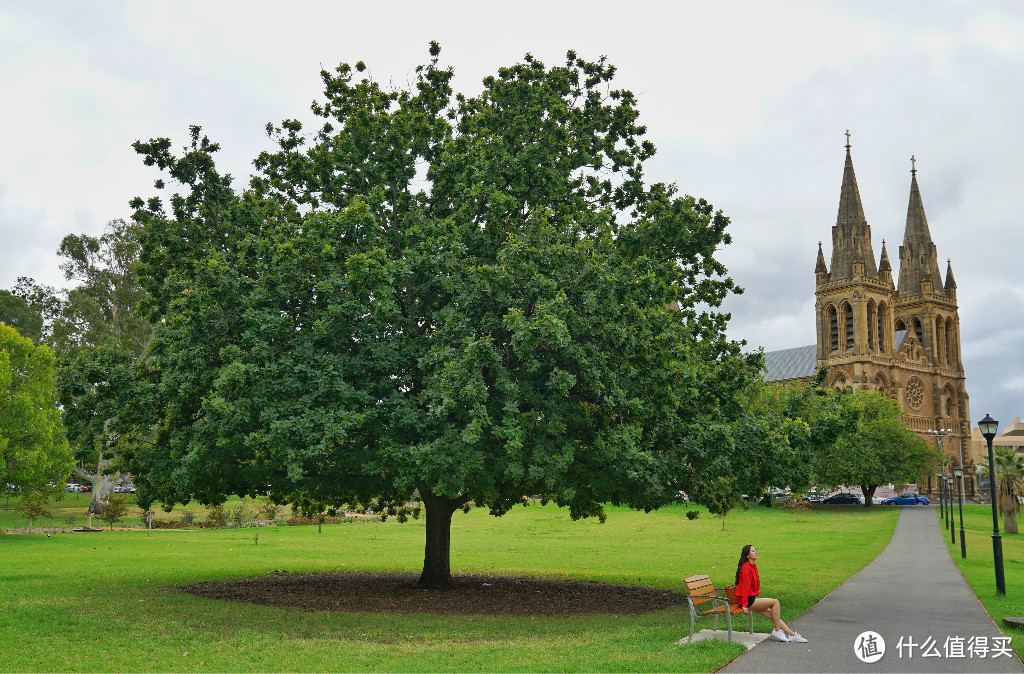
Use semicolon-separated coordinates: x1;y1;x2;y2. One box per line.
788;632;808;643
770;629;789;642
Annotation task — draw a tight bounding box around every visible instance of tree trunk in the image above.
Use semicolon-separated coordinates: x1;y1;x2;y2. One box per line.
1004;513;1018;535
418;490;461;587
74;451;124;514
861;485;877;507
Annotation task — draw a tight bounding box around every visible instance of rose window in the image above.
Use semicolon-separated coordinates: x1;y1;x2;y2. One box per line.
905;377;925;411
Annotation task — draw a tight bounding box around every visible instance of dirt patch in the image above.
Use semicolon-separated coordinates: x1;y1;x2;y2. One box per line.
181;572;687;616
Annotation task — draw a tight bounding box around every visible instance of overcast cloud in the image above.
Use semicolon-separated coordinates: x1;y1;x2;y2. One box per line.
1;0;1021;432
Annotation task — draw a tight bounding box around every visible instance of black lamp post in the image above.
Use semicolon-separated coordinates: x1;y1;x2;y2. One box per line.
979;414;1005;595
938;473;946;521
946;475;956;545
954;465;966;559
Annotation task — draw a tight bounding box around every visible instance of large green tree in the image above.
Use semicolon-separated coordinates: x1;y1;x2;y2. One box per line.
55;219;154;514
0;323;72;495
727;367;854;507
813;389;939;506
10;220;156;513
127;46;761;585
0;290;43;343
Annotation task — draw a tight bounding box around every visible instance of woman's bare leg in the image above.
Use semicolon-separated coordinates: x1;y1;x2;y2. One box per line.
750;597;795;636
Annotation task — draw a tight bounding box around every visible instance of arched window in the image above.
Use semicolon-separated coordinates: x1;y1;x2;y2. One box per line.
944;385;956;417
895;318;906;332
844;304;854;350
912;317;923;346
935;316;946;366
867;300;876;352
828;305;839;352
877;303;886;354
945;318;955;366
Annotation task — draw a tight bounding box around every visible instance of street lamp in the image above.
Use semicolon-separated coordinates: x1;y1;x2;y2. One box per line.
946;475;956;545
979;414;1005;595
938;473;946;521
954;465;966;559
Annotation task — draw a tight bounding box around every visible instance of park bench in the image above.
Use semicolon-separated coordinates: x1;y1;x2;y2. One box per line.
684;574;754;643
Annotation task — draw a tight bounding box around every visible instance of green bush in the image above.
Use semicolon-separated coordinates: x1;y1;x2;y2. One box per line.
204;504;225;523
230;503;249;528
99;494;129;530
255;496;281;520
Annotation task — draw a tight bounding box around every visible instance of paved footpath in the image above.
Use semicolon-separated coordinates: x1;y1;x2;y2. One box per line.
722;506;1024;673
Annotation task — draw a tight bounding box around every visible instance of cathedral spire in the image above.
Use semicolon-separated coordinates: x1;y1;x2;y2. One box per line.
815;241;827;273
829;132;878;280
897;157;943;296
945;259;957;290
879;239;891;272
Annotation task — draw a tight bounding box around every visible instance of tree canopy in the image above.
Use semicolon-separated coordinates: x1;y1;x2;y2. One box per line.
0;290;43;343
126;46;761;585
0;322;72;495
813;389;939;505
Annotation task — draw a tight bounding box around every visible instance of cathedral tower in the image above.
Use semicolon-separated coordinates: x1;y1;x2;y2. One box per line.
814;134;896;385
812;136;971;482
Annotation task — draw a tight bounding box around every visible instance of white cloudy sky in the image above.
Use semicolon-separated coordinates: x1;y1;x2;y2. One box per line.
1;0;1022;433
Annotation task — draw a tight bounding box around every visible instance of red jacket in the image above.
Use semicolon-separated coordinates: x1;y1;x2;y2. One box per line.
736;561;760;608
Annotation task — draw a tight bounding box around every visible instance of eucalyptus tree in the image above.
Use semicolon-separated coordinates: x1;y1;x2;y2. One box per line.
50;219;154;513
127;45;761;586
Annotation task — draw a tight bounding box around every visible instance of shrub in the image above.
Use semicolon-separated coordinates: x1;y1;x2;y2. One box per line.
686;510;700;520
204;504;226;523
180;509;195;525
283;515;354;526
255;496;281;521
15;491;52;533
99;494;129;530
230;503;249;527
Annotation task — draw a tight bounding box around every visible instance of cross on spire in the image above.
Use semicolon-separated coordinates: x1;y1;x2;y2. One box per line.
911;155;916;175
845;129;851;149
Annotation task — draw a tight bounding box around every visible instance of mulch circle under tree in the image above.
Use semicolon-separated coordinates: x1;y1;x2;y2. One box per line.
182;572;688;616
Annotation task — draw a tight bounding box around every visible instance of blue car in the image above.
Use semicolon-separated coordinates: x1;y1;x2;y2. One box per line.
883;492;929;505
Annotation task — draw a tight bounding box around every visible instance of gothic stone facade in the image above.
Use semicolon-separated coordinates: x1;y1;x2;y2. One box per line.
764;141;972;487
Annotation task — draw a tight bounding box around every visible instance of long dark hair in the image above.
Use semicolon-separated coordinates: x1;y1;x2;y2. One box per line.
735;544;753;584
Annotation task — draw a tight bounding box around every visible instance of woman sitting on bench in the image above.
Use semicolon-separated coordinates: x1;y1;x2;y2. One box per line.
735;544;807;643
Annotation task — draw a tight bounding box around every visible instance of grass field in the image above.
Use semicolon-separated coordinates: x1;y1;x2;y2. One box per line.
941;503;1024;658
0;497;898;672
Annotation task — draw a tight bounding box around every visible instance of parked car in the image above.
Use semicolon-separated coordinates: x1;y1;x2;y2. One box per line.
801;491;825;504
64;483;86;493
114;483;136;494
883;492;929;505
822;492;863;505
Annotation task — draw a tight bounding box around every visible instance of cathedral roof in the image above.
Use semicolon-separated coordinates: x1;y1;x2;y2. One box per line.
763;344;817;382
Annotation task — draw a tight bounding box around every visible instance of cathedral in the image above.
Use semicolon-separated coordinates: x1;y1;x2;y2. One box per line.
763;135;972;495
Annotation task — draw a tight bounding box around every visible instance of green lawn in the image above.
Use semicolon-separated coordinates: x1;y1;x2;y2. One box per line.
941;503;1024;658
0;492;256;530
0;500;897;672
